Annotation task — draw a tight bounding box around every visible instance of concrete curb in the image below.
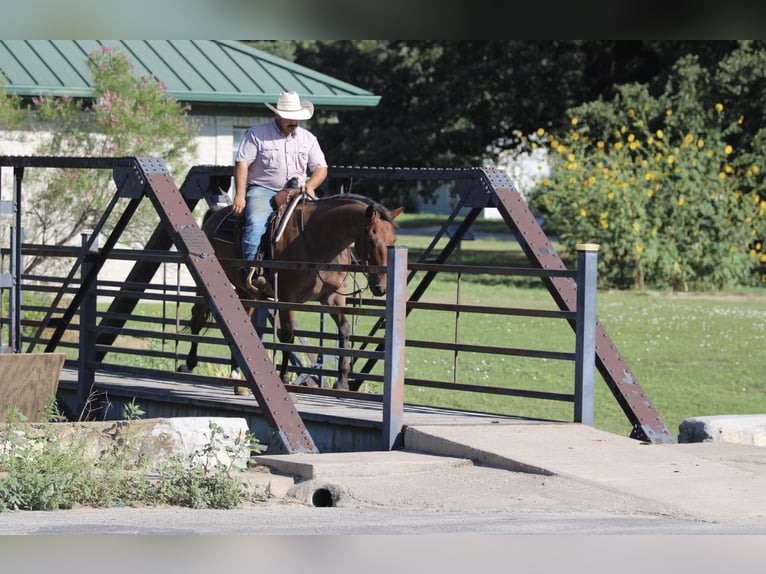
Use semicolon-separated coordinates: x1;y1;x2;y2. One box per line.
678;414;766;446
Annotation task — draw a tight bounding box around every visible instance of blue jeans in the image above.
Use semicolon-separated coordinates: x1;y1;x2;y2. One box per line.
242;185;277;263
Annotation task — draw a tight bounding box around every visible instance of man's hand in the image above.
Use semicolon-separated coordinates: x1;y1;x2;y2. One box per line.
232;193;246;215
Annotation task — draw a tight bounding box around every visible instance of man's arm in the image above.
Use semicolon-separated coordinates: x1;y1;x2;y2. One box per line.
232;161;248;215
303;166;328;198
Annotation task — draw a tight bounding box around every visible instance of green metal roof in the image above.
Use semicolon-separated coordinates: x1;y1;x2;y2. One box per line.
0;40;380;109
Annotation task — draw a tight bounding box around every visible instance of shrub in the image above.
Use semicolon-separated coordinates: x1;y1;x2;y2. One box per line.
523;52;765;291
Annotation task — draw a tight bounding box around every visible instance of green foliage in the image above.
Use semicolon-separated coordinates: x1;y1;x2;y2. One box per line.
4;46;200;273
0;79;26;130
121;398;145;421
0;412;264;512
524;50;766;291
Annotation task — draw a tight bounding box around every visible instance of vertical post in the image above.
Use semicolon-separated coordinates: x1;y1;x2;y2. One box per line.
574;243;599;425
382;246;407;450
9;167;24;353
78;233;97;412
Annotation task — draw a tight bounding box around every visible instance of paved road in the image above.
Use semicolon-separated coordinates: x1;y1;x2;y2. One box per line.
2;422;766;536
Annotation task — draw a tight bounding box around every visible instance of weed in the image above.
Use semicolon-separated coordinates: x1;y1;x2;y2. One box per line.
0;400;265;512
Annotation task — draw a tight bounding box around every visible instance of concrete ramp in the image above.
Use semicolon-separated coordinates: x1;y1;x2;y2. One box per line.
404;422;766;522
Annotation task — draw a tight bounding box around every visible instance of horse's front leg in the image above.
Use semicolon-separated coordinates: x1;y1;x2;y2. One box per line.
326;292;350;390
278;308;294;385
333;311;351;391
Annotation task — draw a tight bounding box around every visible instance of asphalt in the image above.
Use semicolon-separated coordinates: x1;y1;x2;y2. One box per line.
3;419;765;535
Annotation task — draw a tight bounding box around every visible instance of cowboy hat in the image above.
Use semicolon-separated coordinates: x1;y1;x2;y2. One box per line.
265;91;314;120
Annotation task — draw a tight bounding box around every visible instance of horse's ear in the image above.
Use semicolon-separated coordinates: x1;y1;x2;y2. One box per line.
389;207;404;220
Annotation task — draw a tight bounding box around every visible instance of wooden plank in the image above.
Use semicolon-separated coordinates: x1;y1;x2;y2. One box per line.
0;353;65;422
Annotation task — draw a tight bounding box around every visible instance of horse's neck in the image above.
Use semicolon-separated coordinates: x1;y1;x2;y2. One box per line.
302;201;366;252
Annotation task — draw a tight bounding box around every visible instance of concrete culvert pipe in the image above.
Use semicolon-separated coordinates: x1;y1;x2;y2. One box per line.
289;481;348;507
312;487;334;507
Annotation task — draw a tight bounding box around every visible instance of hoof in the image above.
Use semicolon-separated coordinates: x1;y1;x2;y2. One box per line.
234;386;251;396
177;364;191;373
334;381;350;391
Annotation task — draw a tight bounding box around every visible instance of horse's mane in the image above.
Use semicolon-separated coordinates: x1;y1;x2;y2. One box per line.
315;193;398;224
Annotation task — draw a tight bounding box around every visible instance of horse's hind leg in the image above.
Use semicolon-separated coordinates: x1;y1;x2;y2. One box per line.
233;305;261;396
178;300;207;373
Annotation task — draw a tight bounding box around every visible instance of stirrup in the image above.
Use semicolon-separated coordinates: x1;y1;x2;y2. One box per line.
243;268;259;294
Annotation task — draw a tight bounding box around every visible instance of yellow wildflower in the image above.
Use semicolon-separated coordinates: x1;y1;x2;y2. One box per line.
537;128;545;137
725;144;733;155
571;117;579;126
665;109;673;116
627;108;635;118
697;139;705;149
678;196;685;206
656;129;664;139
579;208;587;218
596;140;604;149
715;103;724;113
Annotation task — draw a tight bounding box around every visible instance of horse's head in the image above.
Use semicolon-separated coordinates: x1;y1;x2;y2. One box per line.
355;204;404;297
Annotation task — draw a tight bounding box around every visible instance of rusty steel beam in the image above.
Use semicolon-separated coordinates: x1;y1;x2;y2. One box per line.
134;158;317;454
479;169;673;444
95;166;232;362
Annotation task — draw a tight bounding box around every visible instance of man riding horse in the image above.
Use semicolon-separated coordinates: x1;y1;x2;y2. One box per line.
231;90;328;297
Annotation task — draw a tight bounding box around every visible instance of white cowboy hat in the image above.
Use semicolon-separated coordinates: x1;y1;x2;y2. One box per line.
265;91;315;120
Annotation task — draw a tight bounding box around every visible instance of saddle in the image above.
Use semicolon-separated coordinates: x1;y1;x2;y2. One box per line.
210;178;308;296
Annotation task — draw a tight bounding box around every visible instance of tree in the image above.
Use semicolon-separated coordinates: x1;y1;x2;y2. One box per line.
1;47;200;273
273;41;739;206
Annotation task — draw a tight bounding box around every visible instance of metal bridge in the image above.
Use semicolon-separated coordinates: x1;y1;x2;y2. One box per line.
0;156;673;454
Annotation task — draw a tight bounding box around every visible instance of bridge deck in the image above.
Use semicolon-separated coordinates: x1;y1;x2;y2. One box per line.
56;368;541;453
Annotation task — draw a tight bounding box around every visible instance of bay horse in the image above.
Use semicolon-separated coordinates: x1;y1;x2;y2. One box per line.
179;191;403;391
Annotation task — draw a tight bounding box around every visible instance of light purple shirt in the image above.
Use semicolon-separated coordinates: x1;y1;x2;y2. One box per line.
235;119;327;191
